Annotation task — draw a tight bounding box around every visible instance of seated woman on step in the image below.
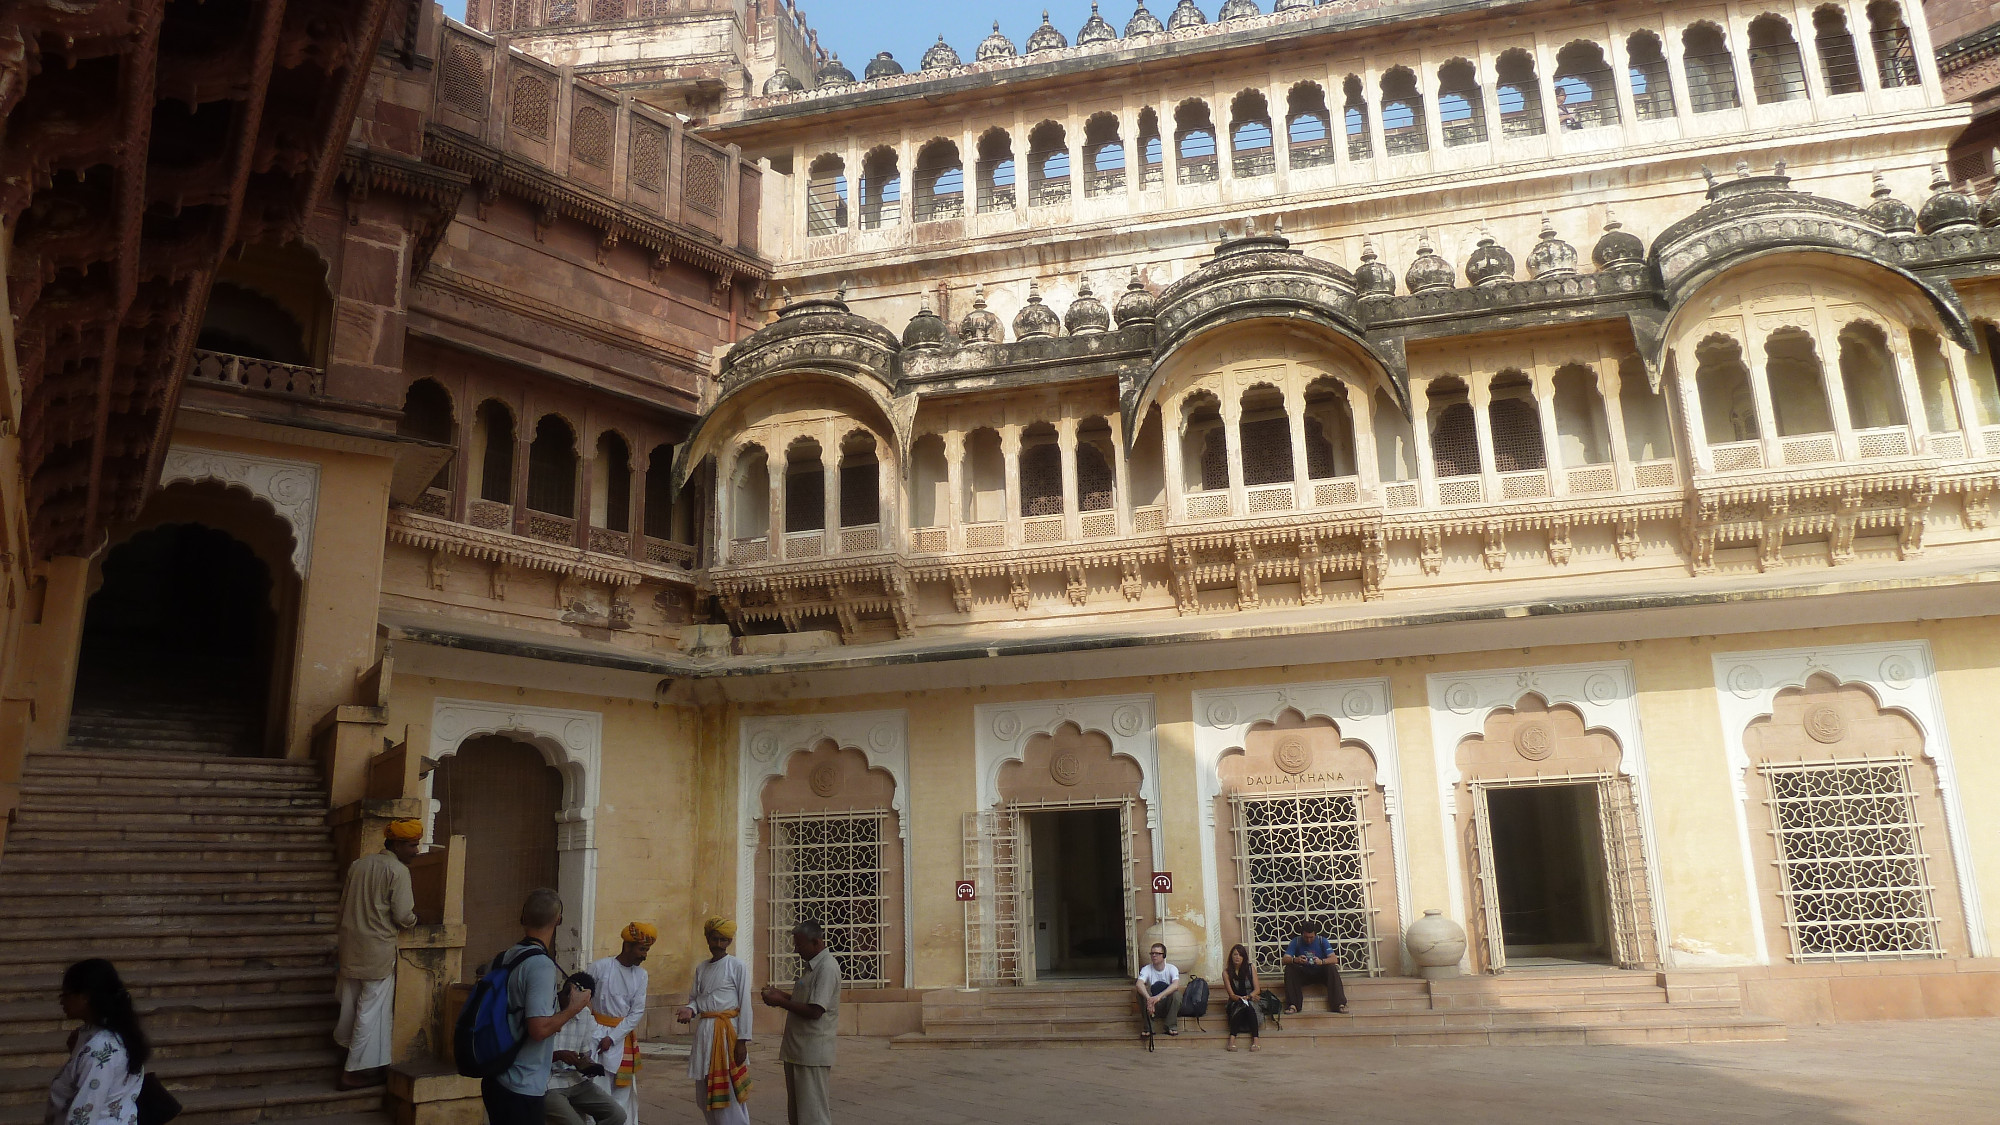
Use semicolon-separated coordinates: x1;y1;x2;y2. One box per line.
1222;944;1261;1051
1135;943;1185;1039
46;959;151;1125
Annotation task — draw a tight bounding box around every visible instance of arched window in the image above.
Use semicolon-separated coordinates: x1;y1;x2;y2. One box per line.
1814;6;1864;94
1554;41;1620;128
1552;366;1611;466
858;147;901;231
1437;59;1487;146
806;154;849;236
1175;100;1219;184
1695;336;1760;444
1908;331;1961;435
731;446;770;540
644;442;676;541
1028;120;1071;206
1765;327;1834;437
1496;49;1545;137
1747;15;1808;104
1019;422;1063;517
1837;322;1907;430
526;414;578;517
1229;90;1275;177
913;139;963;223
1084;113;1126;197
1428;377;1478;478
1342;75;1373;160
197;282;312;365
1618;357;1675;462
1380;67;1427;155
1238;384;1293;487
784;438;825;534
1077;417;1117;513
839;431;881;527
474;400;515;504
1626;32;1676;119
1972;324;2000;427
1286;82;1332;168
591;431;631;533
1489;372;1547;471
1683;23;1742;112
1867;1;1919;88
910;434;947;531
399;379;455;492
975;128;1016;212
1304;378;1357;480
963;429;1006;524
1181;392;1227;493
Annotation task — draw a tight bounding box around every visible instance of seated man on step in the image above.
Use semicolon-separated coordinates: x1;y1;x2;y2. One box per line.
1135;942;1184;1039
1280;918;1349;1015
548;972;626;1125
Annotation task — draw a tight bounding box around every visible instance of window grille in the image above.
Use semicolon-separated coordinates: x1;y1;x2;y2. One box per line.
839;463;878;526
1304;418;1337;479
1138;129;1164;189
1871;26;1918;88
1198;427;1230;491
1018;444;1063;517
1497;51;1545;136
1555;67;1621;128
1240;416;1294;486
1489;398;1546;471
769;811;891;987
1683;38;1742;112
1086;144;1126;197
1627;36;1675;119
1231;120;1275;178
975;156;1016;212
1430;403;1479;478
784;469;824;532
1178;130;1219;185
1816;17;1864;94
961;809;1028;986
1288;112;1331;168
1231;791;1380;976
1748;34;1808;104
1077;446;1115;511
806;173;847;236
1344;102;1373;161
1760;758;1942;961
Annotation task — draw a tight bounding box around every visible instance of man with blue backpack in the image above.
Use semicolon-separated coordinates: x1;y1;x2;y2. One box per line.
458;888;595;1125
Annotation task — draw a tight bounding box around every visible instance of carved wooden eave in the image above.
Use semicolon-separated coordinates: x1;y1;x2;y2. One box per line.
423;125;770;283
388;508;695;587
1686;464;1939;574
709;556;917;639
338;147;474;274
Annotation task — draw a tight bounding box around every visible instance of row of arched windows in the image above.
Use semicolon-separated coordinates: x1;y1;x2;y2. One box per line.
728;431;884;542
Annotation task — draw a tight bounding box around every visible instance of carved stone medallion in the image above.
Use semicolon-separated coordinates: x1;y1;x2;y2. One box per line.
809;762;841;797
1513;721;1554;761
1050;750;1083;787
1273;737;1311;776
1804;706;1847;744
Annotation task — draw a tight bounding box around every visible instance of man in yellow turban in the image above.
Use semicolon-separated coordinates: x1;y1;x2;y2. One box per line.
333;820;420;1088
678;917;750;1125
586;922;656;1124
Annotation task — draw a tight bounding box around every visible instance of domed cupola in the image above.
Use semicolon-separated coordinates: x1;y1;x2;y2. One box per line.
762;66;804;94
902;296;947;351
1013;281;1062;339
1026;10;1069;52
863;52;904;80
960;286;1003;344
1219;0;1261;19
1275;0;1316;10
1465;228;1515;286
1114;268;1159;326
1125;1;1167;35
1405;233;1454;293
1591;211;1646;271
1982;182;2000;229
1167;1;1207;31
816;53;855;85
1917;164;1978;234
921;35;963;71
1354;238;1396;299
1865;173;1917;236
1525;215;1578;278
976;22;1017;62
1077;2;1117;45
1064;278;1111;335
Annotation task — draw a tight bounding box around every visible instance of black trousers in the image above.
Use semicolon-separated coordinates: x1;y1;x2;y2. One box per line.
1283;961;1348;1011
481;1077;548;1125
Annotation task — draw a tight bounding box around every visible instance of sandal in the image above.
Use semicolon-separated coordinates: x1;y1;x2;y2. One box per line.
1226;1039;1237;1052
1167;1028;1179;1036
1250;1041;1261;1052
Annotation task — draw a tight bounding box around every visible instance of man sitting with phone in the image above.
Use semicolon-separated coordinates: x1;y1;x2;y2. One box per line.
547;972;626;1125
1280;919;1349;1015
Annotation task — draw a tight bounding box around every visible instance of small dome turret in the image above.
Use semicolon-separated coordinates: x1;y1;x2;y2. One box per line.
1405;233;1454;293
762;66;804;94
1866;173;1917;236
1065;278;1111;335
1591;211;1646;270
976;22;1017;61
1465;228;1515;286
1078;2;1117;45
1525;215;1578;278
1013;281;1061;339
1982;182;2000;229
902;296;947;350
960;286;1002;343
1275;0;1316;9
1126;0;1167;35
921;35;963;71
816;54;855;85
1114;268;1159;326
863;52;904;80
1918;164;1978;234
1219;0;1261;19
1167;1;1207;31
1026;10;1069;52
1354;238;1396;299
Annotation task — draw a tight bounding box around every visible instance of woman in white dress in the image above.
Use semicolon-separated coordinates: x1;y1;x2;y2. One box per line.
675;916;752;1125
46;959;149;1125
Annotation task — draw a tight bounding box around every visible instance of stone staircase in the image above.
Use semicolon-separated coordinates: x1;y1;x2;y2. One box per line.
0;736;388;1125
893;967;1788;1049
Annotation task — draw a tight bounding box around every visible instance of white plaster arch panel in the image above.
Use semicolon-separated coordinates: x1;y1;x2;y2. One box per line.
1424;661;1677;970
159;445;320;576
735;709;912;986
973;694;1158;824
1709;641;1988;958
1190;679;1411;976
428;698;604;967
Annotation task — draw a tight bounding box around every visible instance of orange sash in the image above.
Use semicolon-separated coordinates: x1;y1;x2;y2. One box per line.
592;1009;640;1088
698;1009;750;1110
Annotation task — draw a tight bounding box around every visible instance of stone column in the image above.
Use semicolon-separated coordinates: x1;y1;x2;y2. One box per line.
1110;412;1132;536
1819;341;1861;462
574;453;595;550
1534;36;1563;137
1676;350;1718;473
1743;337;1783;464
944;431;966;550
1888;332;1931;450
1223;394;1247;517
1162;400;1186;523
1349;383;1382;497
1410;381;1438;507
1661;13;1701;119
1942;343;1986;458
1287;387;1311;505
1001;425;1022;547
1471;375;1500;498
510;423;532;536
767;446;788;561
1599;364;1638;491
1533;375;1565;494
1420;59;1446;154
823;425;842;548
628;445;649;562
1058;418;1081;541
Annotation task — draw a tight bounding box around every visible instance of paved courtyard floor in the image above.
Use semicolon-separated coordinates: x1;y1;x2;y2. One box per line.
640;1018;2000;1124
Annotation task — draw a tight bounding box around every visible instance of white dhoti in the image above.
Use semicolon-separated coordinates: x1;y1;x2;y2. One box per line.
695;1078;750;1125
334;975;394;1072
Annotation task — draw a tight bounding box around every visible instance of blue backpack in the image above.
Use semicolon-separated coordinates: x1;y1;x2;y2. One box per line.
454;943;554;1079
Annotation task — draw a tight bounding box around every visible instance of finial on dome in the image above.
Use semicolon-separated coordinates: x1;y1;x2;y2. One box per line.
1734;157;1751;178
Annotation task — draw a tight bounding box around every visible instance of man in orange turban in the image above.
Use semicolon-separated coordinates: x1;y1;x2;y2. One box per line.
587;922;656;1123
334;820;420;1088
677;917;750;1125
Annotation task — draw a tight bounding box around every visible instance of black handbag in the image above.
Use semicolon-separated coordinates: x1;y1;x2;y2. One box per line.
136;1072;181;1125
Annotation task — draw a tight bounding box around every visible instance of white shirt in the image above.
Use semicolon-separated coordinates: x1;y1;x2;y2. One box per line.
547;1010;597;1090
683;955;753;1080
584;956;648;1073
1139;963;1180;990
45;1027;142;1125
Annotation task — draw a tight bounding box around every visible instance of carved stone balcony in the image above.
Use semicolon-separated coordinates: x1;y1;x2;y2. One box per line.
188;349;326;399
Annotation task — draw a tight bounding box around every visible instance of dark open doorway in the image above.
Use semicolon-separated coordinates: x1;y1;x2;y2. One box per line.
1027;807;1128;977
1486;784;1613;964
433;735;563;979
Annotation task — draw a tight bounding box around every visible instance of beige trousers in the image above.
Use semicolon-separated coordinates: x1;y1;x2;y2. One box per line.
783;1062;832;1125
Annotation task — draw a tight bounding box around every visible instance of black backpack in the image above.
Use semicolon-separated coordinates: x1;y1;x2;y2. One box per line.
1257;988;1284;1029
1178;975;1210;1030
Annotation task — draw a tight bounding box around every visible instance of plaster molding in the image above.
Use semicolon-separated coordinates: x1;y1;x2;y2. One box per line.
160;445;320;577
1190;678;1410;976
735;709;912;986
1709;640;1989;958
973;694;1159;827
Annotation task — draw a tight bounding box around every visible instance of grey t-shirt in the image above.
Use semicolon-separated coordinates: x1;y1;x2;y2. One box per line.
497;940;560;1096
778;948;842;1067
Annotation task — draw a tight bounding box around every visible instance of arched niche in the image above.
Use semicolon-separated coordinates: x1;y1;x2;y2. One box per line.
673;371;903;498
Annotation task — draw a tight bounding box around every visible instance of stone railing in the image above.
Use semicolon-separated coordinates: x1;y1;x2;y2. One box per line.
186;348;324;398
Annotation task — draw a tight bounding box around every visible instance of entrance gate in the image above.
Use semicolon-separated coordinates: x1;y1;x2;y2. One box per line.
963;798;1140;986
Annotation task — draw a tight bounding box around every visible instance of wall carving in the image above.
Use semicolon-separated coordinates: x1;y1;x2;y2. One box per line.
160;446;321;577
511;73;551;137
684;150;723;215
974;695;1158;827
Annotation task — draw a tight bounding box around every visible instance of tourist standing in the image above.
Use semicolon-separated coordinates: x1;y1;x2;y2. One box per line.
760;921;840;1125
1222;943;1261;1052
587;923;654;1125
484;888;593;1125
1135;943;1183;1040
334;819;420;1089
676;917;752;1125
546;971;625;1125
46;959;149;1125
1280;919;1348;1014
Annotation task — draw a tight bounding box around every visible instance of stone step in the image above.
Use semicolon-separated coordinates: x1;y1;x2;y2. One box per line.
0;1048;346;1108
24;750;314;783
0;966;335;1006
0;880;337;905
0;940;336;977
14;808;331;831
1;838;335;862
19;770;324;797
0;898;337;926
0;990;339;1036
0;856;338;882
891;1014;1790;1050
6;819;334;843
0;921;339;958
0;1080;385;1125
65;736;259;756
0;1019;336;1069
17;782;327;810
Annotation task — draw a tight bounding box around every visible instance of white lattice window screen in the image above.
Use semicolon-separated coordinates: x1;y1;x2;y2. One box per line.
1230;791;1379;976
1760;758;1943;962
961;809;1029;986
768;811;891;987
1596;776;1661;970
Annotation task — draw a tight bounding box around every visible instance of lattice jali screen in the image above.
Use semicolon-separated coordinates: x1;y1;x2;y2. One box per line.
1230;791;1380;976
768;811;891;987
630;128;666;191
1759;758;1942;962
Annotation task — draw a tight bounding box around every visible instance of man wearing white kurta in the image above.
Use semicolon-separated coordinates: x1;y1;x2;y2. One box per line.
333;819;420;1088
676;917;753;1125
587;922;654;1125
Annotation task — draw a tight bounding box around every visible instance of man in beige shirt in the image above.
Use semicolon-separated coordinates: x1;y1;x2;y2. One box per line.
334;819;420;1088
760;921;841;1125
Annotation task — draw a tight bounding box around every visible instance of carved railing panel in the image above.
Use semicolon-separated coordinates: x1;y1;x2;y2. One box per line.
188;349;326;398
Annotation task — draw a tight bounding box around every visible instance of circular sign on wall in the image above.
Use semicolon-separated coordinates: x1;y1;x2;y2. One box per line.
1513;721;1554;761
1804;705;1847;744
1273;737;1311;776
809;762;841;797
1050;750;1083;787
